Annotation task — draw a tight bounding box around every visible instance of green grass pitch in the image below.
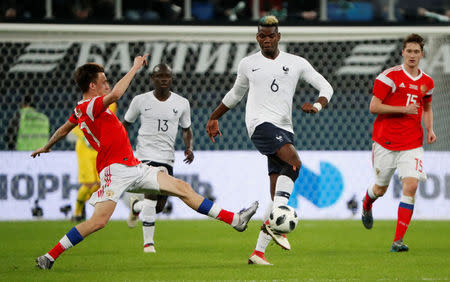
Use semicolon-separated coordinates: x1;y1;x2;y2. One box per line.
0;219;449;281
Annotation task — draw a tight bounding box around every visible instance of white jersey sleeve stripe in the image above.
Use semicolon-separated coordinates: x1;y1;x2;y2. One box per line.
376;73;396;93
86;97;98;122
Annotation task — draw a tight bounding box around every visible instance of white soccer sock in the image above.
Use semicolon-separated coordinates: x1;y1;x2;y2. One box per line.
255;231;273;253
254;202;274;253
133;200;145;214
207;203;221;218
141;199;157;245
273;175;294;207
263;201;273;221
59;235;73;249
400;195;415;204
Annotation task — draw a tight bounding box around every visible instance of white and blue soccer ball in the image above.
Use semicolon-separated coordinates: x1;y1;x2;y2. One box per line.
269;205;298;234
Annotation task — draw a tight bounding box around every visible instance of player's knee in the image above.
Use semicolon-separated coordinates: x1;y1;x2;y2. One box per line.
88;217;108;231
175;179;193;199
280;162;301;182
373;184;388;197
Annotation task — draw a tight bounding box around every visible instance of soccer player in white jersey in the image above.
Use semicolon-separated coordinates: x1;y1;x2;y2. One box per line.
122;64;194;253
206;16;333;265
362;34;436;252
31;56;259;270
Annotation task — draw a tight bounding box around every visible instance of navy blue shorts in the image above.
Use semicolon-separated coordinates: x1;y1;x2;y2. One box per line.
250;122;294;175
141;160;173;176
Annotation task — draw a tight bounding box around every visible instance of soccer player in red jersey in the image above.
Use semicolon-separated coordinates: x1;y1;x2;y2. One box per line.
31;55;258;269
361;34;436;252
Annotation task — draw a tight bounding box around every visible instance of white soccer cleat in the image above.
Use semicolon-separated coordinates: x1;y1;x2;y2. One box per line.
233;201;259;232
127;196;140;228
248;250;272;265
144;243;156;253
263;221;291;250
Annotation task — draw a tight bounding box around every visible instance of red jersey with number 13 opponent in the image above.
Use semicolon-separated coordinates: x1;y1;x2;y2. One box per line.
68;96;139;173
372;65;434;151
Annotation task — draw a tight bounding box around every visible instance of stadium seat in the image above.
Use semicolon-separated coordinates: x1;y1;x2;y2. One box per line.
192;2;214;21
327;2;374;21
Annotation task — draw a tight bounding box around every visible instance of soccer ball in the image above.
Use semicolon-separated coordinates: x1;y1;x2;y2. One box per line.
269;205;298;234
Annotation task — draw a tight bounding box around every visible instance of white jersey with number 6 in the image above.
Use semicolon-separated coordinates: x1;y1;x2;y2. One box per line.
222;50;333;137
124;91;191;165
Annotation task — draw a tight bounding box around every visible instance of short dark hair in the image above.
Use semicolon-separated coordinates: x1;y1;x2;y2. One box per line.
403;34;425;51
152;63;172;74
258;15;279;32
74;63;105;93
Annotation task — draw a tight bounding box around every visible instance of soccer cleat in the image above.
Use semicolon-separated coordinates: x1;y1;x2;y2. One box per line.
263;222;291;250
127;196;140;228
233;201;259;232
248;250;272;265
361;207;373;229
35;255;54;270
144;243;156;253
390;239;409;252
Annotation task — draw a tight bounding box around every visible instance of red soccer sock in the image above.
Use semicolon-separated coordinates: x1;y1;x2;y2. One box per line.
394;202;414;242
216;209;235;225
47;242;66;261
363;190;377;211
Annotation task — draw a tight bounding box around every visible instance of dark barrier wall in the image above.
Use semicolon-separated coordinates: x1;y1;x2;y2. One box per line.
1;37;448;150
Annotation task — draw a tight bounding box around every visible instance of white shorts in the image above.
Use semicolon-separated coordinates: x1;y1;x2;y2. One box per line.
372;142;427;186
89;163;166;206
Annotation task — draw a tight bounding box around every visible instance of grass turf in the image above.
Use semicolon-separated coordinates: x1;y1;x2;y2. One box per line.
0;220;449;281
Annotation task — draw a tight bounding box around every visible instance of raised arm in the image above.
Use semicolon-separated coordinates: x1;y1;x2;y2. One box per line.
103;55;148;108
31;120;77;158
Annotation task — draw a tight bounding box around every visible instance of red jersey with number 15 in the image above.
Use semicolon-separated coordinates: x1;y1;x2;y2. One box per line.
372;65;434;151
68;96;139;173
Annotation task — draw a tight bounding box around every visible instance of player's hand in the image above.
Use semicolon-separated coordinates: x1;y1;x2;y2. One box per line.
133;54;149;69
31;147;51;158
427;129;437;144
404;103;419;115
206;119;222;143
301;102;319;114
184;148;194;164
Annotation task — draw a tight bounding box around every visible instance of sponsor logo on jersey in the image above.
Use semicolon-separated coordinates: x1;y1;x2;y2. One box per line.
173;109;178;115
409;84;418;90
252;68;260;72
282;66;289;74
144;107;151;111
275;135;283;142
105;190;114;198
399;82;406;88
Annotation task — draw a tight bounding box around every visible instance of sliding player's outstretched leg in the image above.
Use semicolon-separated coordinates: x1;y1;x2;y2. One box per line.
36;201;116;269
157;171;258;231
